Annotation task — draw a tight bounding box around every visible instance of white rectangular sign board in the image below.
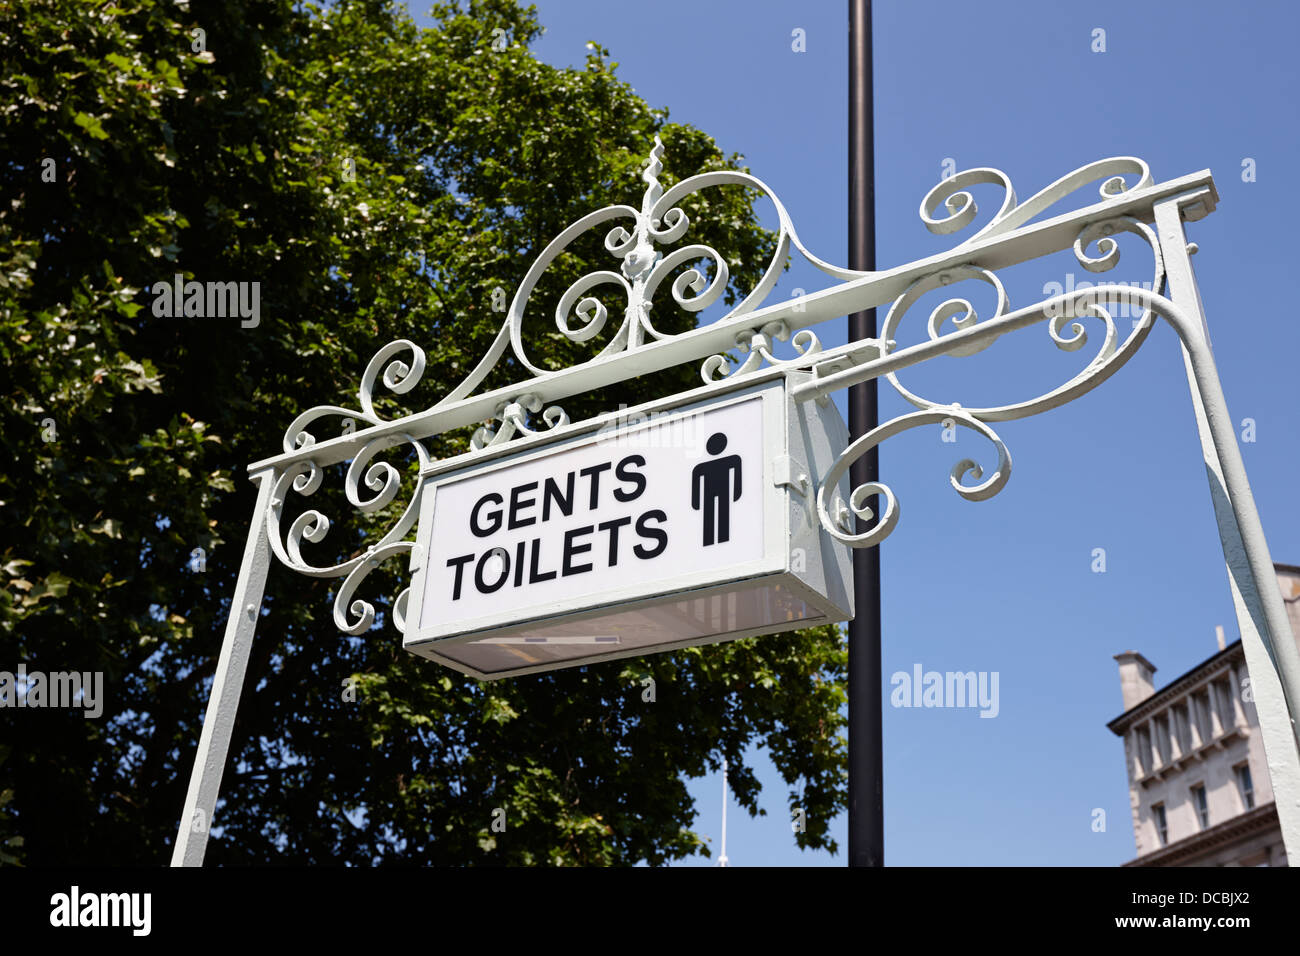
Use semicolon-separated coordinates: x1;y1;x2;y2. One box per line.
404;374;853;679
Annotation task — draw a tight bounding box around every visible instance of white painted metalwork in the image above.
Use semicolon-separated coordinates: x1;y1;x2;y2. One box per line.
401;376;853;679
719;756;729;868
172;138;1300;866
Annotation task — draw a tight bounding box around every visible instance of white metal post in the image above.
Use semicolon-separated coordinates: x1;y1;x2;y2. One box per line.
171;467;276;867
1155;193;1300;853
719;757;729;868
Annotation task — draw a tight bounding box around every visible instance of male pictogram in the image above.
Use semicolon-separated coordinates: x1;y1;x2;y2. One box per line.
692;432;743;546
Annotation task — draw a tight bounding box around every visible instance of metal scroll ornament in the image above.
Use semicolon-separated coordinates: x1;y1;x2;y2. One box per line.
265;138;1174;626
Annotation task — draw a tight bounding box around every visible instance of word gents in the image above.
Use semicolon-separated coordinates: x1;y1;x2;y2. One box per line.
444;454;666;600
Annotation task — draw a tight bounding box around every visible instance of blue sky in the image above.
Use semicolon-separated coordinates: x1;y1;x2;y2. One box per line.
416;0;1300;865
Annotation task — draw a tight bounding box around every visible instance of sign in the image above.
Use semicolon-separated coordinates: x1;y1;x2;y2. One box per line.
404;374;853;679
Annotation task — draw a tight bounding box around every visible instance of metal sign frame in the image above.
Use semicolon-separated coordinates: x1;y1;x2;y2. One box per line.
171;138;1300;866
402;375;853;679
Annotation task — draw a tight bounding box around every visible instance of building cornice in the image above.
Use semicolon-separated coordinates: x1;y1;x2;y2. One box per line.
1107;640;1244;735
1121;802;1280;867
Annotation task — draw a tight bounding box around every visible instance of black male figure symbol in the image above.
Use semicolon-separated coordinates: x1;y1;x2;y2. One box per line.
691;432;743;546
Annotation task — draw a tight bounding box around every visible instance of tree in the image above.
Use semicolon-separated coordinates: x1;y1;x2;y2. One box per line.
0;0;846;865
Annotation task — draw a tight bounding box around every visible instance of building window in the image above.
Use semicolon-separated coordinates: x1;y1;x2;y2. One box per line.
1135;727;1152;775
1190;691;1209;743
1191;784;1209;830
1152;803;1168;846
1153;714;1170;765
1235;763;1255;810
1214;678;1238;730
1173;707;1190;754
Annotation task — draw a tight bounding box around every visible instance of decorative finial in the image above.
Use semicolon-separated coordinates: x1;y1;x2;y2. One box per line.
641;135;665;210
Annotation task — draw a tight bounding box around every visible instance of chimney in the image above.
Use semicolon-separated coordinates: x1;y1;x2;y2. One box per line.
1215;625;1226;651
1114;651;1158;711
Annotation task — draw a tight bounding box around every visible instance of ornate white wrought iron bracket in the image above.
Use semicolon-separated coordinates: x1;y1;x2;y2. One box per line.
171;139;1300;866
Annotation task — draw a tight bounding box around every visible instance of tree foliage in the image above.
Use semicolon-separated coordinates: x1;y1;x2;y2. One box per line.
0;0;846;865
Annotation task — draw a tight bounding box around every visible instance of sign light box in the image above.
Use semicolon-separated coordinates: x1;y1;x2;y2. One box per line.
403;373;853;679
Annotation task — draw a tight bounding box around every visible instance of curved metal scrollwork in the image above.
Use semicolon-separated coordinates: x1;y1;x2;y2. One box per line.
471;395;571;451
816;409;1012;549
261;141;1184;635
434;135;869;409
701;320;823;383
280;339;428;453
265;428;431;634
881;215;1165;422
920;157;1152;247
808;154;1168;550
812;277;1180;549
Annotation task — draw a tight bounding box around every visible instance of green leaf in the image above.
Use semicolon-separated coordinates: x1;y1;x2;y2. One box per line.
72;111;109;140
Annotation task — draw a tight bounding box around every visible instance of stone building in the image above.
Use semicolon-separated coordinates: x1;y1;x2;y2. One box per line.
1107;563;1300;867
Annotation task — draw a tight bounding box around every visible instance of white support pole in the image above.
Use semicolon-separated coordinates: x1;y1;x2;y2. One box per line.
1155;193;1300;856
170;467;276;867
719;757;729;868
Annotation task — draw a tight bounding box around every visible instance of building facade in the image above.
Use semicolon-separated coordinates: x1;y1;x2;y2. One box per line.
1107;563;1300;867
